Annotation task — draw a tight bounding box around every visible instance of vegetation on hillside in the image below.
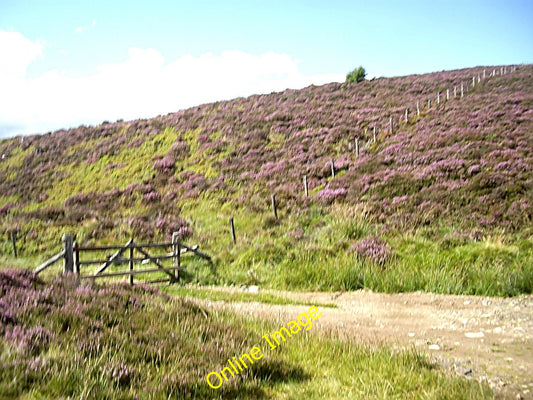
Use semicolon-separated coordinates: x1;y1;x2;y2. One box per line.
346;66;366;83
0;65;532;295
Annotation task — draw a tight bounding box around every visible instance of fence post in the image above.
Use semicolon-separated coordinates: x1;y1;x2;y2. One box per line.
330;159;335;178
437;92;440;105
454;86;457;98
129;242;134;285
172;232;181;281
271;194;278;220
373;126;377;142
303;175;308;197
428;98;431;109
446;88;450;100
389;117;393;133
461;83;464;97
62;234;74;274
416;101;420;116
229;218;236;244
355;138;359;157
10;232;18;258
472;76;475;88
404;108;408;122
483;69;486;79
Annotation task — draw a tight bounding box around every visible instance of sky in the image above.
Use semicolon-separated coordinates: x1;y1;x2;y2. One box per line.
0;0;532;138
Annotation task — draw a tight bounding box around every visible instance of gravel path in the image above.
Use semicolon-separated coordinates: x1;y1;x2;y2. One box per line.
188;286;533;399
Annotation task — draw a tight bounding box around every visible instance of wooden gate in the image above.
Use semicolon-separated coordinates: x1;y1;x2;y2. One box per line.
35;233;211;285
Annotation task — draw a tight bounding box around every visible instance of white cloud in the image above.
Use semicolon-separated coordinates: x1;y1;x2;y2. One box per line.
0;30;43;78
0;30;344;138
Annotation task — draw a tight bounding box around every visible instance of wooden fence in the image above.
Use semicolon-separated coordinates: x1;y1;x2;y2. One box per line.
34;233;211;285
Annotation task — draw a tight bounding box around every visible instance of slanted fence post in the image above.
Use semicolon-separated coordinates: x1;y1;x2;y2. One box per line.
416;101;420;116
271;194;278;220
172;232;181;282
62;234;74;274
229;217;236;244
129;242;134;285
373;126;377;142
10;232;18;258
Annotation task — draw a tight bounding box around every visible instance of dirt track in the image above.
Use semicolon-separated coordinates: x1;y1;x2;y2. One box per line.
191;287;533;399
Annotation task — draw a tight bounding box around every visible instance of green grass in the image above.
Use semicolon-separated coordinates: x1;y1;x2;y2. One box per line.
168;199;533;297
162;285;337;308
270;336;492;400
0;271;493;399
2;200;532;296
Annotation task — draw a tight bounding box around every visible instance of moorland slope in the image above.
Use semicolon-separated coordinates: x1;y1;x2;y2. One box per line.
1;65;532;295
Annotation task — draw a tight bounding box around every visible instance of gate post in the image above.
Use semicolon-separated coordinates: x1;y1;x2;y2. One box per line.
129;242;134;286
62;234;74;274
172;232;181;282
74;240;80;276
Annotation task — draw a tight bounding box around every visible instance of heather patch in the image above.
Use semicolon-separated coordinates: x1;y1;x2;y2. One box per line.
0;270;270;398
350;236;392;265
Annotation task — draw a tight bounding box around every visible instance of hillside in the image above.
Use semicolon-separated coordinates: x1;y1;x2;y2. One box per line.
1;65;532;295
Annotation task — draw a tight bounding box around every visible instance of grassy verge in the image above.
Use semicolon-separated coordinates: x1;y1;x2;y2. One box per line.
0;269;493;399
161;285;337;308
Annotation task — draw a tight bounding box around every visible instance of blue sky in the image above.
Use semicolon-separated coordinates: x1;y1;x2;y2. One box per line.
0;0;532;138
